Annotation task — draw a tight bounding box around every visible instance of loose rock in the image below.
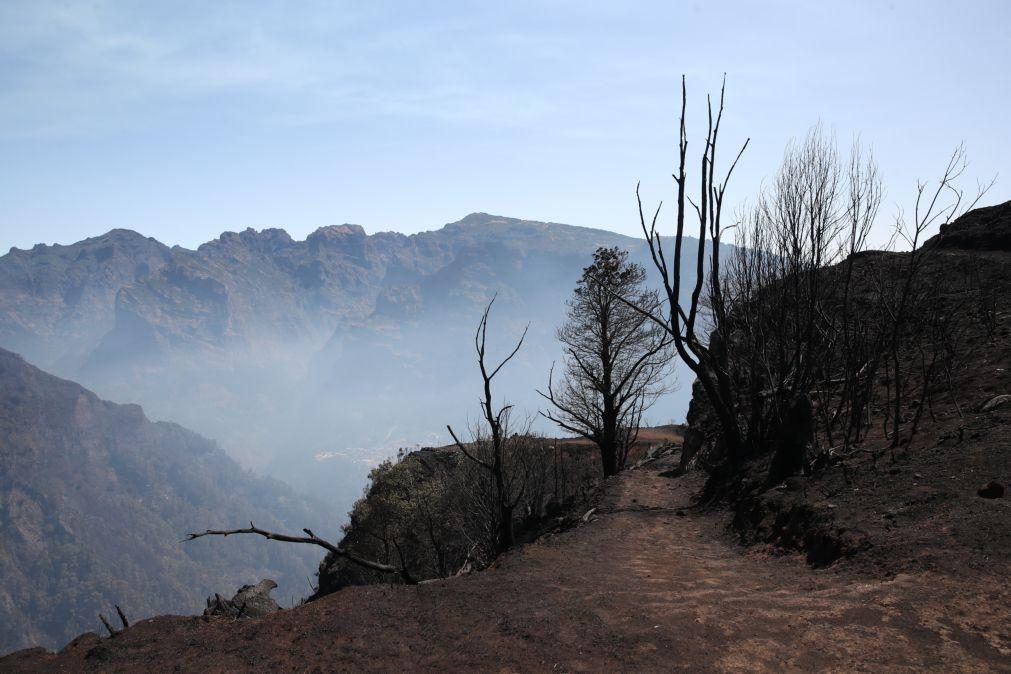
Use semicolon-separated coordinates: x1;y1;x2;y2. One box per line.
979;394;1011;412
204;579;280;618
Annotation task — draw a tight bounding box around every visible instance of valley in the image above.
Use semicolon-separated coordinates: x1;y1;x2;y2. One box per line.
0;214;705;516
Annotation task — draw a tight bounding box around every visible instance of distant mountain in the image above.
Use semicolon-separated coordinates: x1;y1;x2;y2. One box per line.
0;348;324;654
0;214;704;512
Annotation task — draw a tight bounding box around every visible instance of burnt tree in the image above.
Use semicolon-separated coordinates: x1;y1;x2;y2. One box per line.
634;75;750;463
447;296;529;552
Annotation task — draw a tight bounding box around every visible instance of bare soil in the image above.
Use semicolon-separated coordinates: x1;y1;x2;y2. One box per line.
5;453;1007;672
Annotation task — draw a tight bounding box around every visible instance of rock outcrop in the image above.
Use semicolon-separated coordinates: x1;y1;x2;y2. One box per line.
204;579;281;618
927;199;1011;251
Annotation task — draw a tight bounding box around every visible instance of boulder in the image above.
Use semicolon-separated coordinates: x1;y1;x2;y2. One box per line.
979;394;1011;413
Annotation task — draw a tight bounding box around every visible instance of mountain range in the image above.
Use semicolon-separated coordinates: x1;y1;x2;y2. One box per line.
0;214;702;514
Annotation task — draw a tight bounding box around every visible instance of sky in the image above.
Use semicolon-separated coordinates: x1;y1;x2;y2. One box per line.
0;0;1008;252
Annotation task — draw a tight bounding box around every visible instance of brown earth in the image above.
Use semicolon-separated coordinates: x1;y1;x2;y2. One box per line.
552;424;684;449
4;452;1007;673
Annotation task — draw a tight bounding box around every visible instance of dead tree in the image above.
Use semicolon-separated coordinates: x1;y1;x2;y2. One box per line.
447;295;529;551
722;138;988;465
721;129;882;462
630;77;991;473
634;75;750;463
877;145;990;448
539;247;670;475
185;521;417;584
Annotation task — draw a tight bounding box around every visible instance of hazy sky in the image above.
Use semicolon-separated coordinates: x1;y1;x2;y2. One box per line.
0;0;1007;252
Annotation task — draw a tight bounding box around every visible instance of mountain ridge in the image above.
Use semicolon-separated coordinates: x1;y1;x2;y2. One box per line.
0;213;702;514
7;212;639;257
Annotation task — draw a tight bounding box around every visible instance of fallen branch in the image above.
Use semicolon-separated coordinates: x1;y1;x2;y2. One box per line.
185;522;417;584
633;456;658;469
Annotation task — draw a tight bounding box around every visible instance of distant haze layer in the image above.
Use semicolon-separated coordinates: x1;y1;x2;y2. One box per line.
0;213;707;515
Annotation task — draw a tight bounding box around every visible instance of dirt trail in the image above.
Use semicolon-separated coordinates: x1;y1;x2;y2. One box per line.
6;457;1009;672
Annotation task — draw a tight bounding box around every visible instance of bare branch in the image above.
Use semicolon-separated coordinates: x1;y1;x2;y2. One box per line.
185;522;417;584
447;424;493;471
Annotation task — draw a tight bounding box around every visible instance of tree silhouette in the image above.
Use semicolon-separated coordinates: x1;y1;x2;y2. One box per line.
540;247;669;476
448;296;529;551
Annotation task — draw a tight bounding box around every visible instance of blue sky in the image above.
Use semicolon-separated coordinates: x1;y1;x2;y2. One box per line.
0;0;1008;251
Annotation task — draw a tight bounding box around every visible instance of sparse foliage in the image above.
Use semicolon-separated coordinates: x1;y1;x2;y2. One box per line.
540;247;670;475
319;431;603;590
716;128;883;468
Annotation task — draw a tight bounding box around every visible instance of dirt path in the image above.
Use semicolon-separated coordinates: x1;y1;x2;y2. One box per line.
6;457;1009;672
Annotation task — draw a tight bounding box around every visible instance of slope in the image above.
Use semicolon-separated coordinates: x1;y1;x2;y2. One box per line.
0;348;325;654
3;454;1006;671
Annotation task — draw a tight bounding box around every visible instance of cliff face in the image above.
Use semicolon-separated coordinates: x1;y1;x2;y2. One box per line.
0;229;173;372
0;348;324;655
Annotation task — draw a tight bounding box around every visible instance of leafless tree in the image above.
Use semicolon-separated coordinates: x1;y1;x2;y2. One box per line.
720;137;991;471
539;247;670;475
633;75;750;463
876;145;990;447
719;128;883;465
447;296;529;551
633;89;993;479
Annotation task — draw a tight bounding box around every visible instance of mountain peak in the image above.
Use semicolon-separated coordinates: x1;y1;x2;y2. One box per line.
202;227;294;254
4;228;159;257
310;224;367;237
306;224;367;251
96;228;151;242
454;213;514;226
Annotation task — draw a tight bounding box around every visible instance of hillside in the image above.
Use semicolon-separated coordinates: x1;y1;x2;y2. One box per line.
686;201;1011;578
4;203;1007;671
0;348;325;654
0;214;705;514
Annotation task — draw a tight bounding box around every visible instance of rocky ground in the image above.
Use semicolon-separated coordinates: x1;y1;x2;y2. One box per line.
4;452;1007;672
